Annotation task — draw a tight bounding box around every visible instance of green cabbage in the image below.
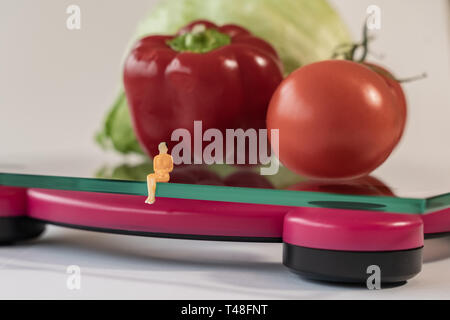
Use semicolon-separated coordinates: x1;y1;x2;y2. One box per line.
96;0;351;155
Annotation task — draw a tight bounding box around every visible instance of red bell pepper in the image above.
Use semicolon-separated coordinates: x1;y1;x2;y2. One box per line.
123;20;283;162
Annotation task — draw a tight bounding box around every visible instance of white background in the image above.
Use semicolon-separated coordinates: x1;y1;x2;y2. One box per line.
0;0;449;299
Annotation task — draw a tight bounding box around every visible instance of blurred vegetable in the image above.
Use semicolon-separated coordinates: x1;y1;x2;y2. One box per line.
97;0;351;155
267;60;404;179
124;20;283;160
96;93;144;154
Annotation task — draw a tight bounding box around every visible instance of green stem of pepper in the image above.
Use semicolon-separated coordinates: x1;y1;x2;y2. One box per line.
167;24;231;54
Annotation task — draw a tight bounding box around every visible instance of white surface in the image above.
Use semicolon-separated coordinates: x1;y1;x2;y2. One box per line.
0;226;449;299
0;0;450;299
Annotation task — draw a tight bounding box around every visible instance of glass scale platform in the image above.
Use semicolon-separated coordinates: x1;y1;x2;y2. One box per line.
1;152;449;215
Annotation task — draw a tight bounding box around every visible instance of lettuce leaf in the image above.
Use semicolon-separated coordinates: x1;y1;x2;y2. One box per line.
96;92;144;154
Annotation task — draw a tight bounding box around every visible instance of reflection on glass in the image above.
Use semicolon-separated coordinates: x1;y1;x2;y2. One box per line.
288;176;395;197
96;162;304;190
96;160;397;197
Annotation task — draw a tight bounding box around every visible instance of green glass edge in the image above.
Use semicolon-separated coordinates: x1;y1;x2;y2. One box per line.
0;172;437;214
425;192;450;213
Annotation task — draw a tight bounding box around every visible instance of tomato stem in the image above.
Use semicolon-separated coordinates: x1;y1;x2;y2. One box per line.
356;25;370;62
331;23;373;61
332;21;427;84
396;72;427;83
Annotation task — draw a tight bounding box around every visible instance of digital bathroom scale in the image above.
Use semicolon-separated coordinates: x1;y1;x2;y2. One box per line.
0;154;449;284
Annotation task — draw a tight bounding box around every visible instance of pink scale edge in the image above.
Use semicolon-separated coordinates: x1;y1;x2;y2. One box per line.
283;207;424;251
0;186;449;251
26;188;287;238
0;186;27;217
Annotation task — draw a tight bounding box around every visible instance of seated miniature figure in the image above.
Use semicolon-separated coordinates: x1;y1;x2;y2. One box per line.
146;142;173;204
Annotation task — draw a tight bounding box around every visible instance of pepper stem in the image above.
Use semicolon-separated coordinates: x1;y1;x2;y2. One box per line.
167;24;231;54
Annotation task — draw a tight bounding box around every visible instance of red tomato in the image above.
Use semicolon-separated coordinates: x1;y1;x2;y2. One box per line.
266;60;404;180
363;63;407;143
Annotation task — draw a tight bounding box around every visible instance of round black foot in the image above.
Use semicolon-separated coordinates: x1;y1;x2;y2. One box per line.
0;217;46;245
283;243;422;284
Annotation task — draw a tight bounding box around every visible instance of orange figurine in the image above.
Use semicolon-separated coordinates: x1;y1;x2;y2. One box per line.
145;142;174;204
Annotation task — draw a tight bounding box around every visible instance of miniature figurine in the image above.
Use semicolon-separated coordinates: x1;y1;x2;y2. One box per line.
145;142;173;204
